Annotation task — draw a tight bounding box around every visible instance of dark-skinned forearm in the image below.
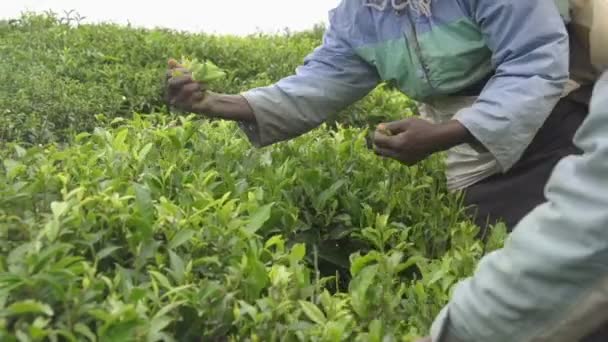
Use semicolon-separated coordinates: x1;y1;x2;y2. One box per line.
431;120;478;153
201;92;256;123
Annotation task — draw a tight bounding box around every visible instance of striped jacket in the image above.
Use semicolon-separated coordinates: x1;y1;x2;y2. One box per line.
240;0;570;189
431;71;608;342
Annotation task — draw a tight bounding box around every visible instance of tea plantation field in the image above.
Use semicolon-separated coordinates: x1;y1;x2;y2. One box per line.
0;14;506;341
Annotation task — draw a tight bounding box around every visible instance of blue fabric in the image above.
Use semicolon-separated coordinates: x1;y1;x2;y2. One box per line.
242;0;569;174
432;73;608;342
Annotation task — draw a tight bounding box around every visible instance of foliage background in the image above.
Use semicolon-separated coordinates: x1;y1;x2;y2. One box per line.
0;13;505;341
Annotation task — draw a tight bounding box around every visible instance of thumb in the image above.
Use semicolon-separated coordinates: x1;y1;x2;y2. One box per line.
168;58;182;70
379;119;411;135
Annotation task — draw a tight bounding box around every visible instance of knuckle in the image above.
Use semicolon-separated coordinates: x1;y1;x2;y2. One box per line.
386;136;404;150
167;79;182;89
186;83;201;92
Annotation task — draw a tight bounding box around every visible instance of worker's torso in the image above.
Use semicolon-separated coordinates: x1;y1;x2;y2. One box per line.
349;0;492;101
342;0;570;101
334;0;571;190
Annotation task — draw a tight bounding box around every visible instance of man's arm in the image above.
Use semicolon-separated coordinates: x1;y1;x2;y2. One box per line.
238;2;380;147
431;73;608;341
454;0;570;171
167;2;379;147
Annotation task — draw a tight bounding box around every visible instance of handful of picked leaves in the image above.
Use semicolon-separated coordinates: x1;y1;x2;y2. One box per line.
169;56;226;83
376;123;394;136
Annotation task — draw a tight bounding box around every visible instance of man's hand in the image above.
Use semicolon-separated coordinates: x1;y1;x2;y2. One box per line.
165;59;256;122
166;59;212;114
415;337;432;342
372;118;473;166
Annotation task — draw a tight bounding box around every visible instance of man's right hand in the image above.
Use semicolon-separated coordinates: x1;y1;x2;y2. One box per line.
165;59;255;122
166;59;211;114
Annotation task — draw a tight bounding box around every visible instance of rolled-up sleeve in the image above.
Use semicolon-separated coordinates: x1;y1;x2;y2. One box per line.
432;74;608;342
239;4;380;147
454;0;569;171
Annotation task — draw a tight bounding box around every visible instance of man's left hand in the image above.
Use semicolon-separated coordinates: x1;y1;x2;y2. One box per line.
372;118;473;166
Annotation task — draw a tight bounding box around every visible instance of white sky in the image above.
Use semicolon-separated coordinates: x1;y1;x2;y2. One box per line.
1;0;341;35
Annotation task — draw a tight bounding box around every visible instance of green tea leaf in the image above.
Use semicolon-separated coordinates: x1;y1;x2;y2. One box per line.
176;56;226;83
133;182;154;230
3;159;25;179
13;144;26;158
368;319;383;342
74;323;96;341
298;301;326;325
289;243;306;264
316;180;346;209
349;265;379;318
137;143;153;161
50;201;69;219
350;252;380;276
149;271;172;289
112;128;129;151
168;229;195;249
97;246;121;260
244;256;269;300
168;250;186;283
101;320;139;341
264;235;285;251
5;300;54;316
244;203;274;235
148;315;173;341
153;301;186;321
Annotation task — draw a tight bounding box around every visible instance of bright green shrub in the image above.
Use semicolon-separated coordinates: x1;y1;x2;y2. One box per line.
0;12;503;341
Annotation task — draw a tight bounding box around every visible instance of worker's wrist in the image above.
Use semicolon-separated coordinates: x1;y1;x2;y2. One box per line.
196;92;255;122
431;120;475;152
197;91;217;114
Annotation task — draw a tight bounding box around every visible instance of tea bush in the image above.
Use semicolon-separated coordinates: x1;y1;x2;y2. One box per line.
0;13;505;341
0;13;413;144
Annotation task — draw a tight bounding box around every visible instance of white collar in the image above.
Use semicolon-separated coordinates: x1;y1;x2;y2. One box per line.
364;0;432;16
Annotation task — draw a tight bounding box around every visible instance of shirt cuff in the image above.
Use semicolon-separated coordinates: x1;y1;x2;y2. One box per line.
239;86;312;148
431;306;468;342
453;109;517;172
237;89;275;148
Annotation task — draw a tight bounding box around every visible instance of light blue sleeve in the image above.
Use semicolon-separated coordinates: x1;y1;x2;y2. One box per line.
239;1;380;147
454;0;569;171
553;0;571;21
432;73;608;342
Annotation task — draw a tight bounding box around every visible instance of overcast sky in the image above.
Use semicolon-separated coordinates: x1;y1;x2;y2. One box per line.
1;0;341;35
